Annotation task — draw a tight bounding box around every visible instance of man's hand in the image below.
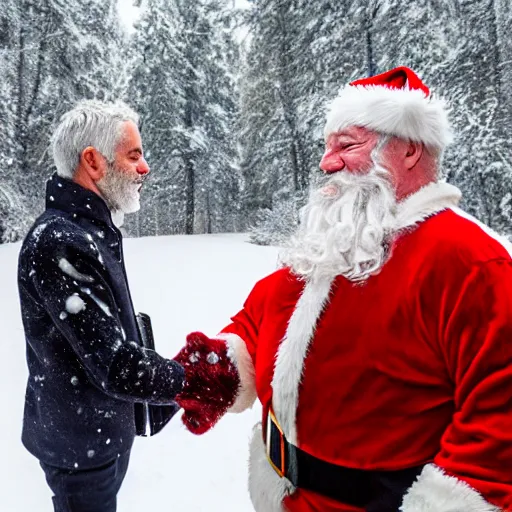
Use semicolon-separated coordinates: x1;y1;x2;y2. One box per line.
173;332;240;435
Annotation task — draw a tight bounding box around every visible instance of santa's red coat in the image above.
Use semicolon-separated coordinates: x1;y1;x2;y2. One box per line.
218;182;512;512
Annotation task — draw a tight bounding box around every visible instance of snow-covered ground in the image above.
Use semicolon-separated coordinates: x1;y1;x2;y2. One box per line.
0;233;278;511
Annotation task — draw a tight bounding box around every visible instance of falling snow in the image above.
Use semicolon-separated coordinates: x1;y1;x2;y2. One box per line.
65;295;86;314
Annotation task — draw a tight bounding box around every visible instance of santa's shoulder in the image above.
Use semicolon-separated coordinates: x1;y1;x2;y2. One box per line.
252;267;303;292
243;267;305;308
410;207;512;267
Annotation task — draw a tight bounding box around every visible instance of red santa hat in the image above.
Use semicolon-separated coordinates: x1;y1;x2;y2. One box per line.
324;66;453;149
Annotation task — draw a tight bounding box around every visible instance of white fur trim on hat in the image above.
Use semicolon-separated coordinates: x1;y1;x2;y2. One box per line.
324;85;453;149
400;464;500;512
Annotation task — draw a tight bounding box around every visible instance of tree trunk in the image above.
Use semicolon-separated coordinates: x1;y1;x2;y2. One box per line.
276;1;305;192
365;2;379;77
183;98;195;235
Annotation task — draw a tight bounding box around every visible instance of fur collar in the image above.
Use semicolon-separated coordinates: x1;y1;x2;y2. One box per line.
395;181;461;231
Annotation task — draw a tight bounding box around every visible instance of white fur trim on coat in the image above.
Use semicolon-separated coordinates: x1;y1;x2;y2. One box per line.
395;181;461;231
271;276;333;444
269;183;461;445
216;332;257;413
400;464;500;512
248;423;294;512
324;85;453;149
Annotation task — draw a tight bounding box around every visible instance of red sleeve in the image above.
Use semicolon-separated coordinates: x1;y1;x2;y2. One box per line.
220;274;273;364
435;258;512;508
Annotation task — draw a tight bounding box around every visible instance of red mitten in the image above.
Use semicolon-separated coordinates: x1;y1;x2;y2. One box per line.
173;331;240;435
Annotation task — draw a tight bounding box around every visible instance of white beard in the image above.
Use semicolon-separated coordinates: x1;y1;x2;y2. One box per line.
97;162;143;216
280;165;397;282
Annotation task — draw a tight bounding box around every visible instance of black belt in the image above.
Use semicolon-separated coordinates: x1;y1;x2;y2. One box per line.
265;409;425;511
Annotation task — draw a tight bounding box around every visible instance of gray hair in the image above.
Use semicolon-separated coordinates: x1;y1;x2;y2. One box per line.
51;99;140;178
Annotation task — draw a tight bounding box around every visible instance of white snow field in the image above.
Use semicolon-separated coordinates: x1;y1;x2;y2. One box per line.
0;233;279;511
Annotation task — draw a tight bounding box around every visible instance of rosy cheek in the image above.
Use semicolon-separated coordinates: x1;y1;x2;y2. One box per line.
345;149;373;171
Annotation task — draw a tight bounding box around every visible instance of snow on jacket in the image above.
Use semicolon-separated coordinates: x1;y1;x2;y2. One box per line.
18;173;184;470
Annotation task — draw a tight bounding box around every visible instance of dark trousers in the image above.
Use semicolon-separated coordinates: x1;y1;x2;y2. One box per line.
40;451;131;512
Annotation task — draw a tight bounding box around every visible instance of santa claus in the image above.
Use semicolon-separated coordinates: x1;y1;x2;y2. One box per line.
174;67;512;512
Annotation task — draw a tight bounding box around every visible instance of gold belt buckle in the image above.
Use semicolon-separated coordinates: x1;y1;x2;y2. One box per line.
266;407;286;478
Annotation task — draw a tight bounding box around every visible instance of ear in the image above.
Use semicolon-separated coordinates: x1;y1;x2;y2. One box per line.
80;147;107;181
404;141;423;170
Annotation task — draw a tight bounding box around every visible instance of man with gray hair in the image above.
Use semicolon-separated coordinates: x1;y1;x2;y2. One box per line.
17;100;185;512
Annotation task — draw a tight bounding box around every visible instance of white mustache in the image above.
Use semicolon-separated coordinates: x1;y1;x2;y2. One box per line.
280;165;397;282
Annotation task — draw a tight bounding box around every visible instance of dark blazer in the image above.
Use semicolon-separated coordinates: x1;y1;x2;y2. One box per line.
18;173;184;470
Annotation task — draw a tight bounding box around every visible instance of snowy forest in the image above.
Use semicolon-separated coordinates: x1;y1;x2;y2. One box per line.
0;0;511;243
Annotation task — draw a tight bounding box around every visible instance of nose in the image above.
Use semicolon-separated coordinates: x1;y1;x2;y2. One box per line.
136;158;150;176
319;149;345;173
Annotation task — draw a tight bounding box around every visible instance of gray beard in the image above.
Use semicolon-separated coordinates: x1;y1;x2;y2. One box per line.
96;162;142;216
280;166;398;282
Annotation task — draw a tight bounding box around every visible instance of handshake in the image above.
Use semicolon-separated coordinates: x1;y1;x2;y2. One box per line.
173;332;241;435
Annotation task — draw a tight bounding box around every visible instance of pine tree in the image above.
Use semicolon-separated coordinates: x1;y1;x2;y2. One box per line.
240;0;369;243
492;0;512;230
124;0;188;237
239;0;307;236
494;0;512;128
1;0;125;242
0;0;31;241
125;0;241;236
190;0;241;234
244;0;512;243
419;0;512;233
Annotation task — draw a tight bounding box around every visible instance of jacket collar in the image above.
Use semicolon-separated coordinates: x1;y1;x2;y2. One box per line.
395;181;461;232
46;173;115;228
